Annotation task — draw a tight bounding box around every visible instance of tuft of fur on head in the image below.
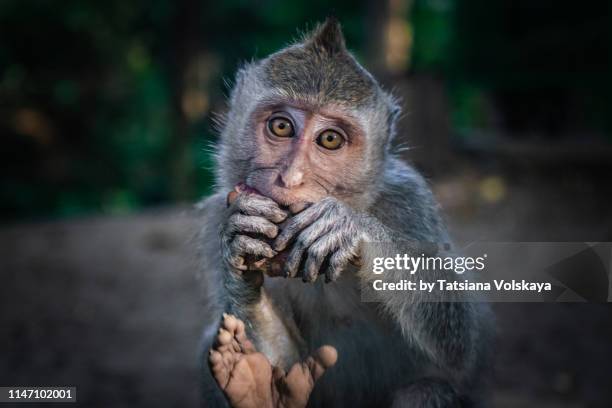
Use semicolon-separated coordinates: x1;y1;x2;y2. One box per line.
304;17;346;55
214;19;402;208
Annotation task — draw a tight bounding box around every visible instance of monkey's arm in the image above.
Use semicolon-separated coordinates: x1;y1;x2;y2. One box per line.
201;190;305;368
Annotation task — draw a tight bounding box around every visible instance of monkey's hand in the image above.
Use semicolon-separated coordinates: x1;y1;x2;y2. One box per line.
221;184;288;275
274;197;362;282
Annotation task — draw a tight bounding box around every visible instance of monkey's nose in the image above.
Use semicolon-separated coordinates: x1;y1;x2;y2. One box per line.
278;168;304;188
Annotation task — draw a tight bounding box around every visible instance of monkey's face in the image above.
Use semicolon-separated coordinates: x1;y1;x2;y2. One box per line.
244;102;367;211
217;19;398;210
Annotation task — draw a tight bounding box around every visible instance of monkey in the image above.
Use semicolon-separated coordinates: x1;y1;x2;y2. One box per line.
197;18;493;408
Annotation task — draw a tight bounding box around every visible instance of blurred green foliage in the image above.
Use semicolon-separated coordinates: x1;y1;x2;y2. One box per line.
1;0;609;221
422;0;612;137
0;0;371;220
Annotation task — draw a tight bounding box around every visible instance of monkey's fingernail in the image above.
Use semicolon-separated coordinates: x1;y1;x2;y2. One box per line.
227;191;239;207
235;182;260;195
289;202;308;214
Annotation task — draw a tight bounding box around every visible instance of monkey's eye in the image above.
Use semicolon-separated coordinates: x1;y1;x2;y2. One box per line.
316;130;344;150
268;117;294;138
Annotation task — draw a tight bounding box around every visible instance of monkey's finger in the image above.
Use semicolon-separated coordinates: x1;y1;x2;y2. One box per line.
284;240;307;279
228;214;279;239
274;206;323;251
289;201;310;214
232;235;277;259
304;233;339;283
324;244;357;283
303;257;325;283
221;235;247;272
227;183;261;207
284;221;330;279
233;193;288;223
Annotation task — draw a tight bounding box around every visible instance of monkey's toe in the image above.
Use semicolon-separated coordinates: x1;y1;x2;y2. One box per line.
209;348;234;390
310;345;338;372
272;345;338;408
220;313;257;354
210;345;275;408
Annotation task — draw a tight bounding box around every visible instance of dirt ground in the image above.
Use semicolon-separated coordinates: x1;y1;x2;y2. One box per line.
1;165;611;407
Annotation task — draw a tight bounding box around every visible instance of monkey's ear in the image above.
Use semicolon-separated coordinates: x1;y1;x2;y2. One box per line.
307;17;346;55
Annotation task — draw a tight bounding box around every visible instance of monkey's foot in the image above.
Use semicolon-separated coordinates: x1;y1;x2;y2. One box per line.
209;314;337;408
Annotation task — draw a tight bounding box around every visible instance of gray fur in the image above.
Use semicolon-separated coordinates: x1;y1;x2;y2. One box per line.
198;18;492;408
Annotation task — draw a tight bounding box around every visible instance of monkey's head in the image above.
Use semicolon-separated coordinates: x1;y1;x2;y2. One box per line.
216;18;400;211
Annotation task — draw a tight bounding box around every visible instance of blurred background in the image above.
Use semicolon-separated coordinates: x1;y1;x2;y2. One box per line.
1;0;611;407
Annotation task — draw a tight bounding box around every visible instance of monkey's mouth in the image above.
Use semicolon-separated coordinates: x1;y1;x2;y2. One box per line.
240;181;311;214
259;189;310;214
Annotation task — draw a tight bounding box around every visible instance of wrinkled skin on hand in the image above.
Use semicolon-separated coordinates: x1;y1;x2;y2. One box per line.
221;183;288;280
273;197;362;282
224;183;363;282
224;183;362;283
